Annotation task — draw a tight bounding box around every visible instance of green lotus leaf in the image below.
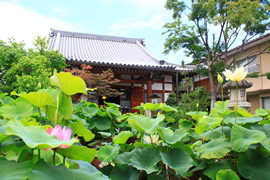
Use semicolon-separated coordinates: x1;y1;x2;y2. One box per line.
203;159;233;180
158;127;187;144
186;111;208;121
70;120;95;142
200;126;231;141
130;147;161;174
0;158;32;179
42;104;57;123
29;160;108;180
0;99;34;120
57;145;96;163
231;124;266;152
107;107;122;117
128;114;165;134
21;92;55;108
212;100;230;114
104;101;120;108
255;108;269;117
95;117;112;130
113;151;133;165
160;148;193;175
143;103;160;111
57;93;73;119
238;149;270;180
82;106;99;118
109;164;140;180
50;72;86;95
159;103;177;112
178;119;194;131
197;137;231;159
251;124;270;151
0;96;15;105
0;125;8;143
224;115;262;124
216;169;240;180
195;116;222;134
37;87;61;102
113;131;133;145
6;120;76;149
97;145;120;164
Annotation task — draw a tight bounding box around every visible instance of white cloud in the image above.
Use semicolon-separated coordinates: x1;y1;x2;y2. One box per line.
0;2;82;49
108;14;166;35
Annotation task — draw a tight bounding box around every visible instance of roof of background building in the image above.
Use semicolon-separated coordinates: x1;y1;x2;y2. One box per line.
48;29;195;71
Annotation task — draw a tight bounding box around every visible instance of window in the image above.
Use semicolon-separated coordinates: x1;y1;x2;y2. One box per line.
238;55;259;73
262;96;270;109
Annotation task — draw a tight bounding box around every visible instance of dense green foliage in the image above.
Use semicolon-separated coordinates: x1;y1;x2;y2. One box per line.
1;72;270;179
163;0;270;107
0;37;66;93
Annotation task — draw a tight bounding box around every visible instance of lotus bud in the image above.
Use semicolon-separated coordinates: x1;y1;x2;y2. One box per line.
217;74;223;84
102;96;106;100
37;82;41;88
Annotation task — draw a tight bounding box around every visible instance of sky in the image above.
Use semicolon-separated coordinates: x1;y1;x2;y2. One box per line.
0;0;191;64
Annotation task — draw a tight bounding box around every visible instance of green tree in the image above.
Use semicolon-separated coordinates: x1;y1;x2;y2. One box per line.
163;0;270;108
0;36;67;93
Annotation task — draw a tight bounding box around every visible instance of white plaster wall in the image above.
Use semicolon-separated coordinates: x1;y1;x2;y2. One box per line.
152;83;163;90
164;83;173;91
164;75;172;82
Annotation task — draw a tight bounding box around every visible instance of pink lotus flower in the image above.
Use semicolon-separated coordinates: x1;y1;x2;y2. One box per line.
44;125;72;151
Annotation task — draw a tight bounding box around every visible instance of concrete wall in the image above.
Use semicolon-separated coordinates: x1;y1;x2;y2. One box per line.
247;94;260;114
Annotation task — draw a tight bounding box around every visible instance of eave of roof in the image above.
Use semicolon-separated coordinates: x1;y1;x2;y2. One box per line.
225;33;270;57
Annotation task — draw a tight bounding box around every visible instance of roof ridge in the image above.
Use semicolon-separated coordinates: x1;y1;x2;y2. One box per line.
50;29;145;44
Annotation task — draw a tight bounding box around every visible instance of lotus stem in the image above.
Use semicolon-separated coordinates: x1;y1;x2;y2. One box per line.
38;108;42;123
63;156;66;164
38;149;40;160
221;84;224;135
235;83;238;124
53;149;56;166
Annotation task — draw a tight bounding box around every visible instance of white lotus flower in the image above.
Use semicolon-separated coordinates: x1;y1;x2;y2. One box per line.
143;134;162;144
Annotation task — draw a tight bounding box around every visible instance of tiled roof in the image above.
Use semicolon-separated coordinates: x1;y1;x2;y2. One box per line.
48;29;178;69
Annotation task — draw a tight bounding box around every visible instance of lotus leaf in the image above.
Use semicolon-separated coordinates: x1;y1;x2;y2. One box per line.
195;116;222;134
238;149;270;180
109;164;140;180
224;115;262;124
6;120;76;149
50;72;86;95
0;100;33;120
0;158;32;179
82;106;99;118
251;124;270;151
203;159;233;180
255;108;269;117
196;137;231;159
57;145;96;163
160;148;193;175
128;114;165;134
158;127;187;144
29;160;108;180
130;147;161;174
70;120;95;142
97;145;120;164
212;100;230;114
231;124;266;152
216;169;240;180
57;93;73;119
21;92;55;108
113;131;133;145
186;111;208;121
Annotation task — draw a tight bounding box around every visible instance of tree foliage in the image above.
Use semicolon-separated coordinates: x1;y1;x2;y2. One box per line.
0;36;67;93
163;0;270;108
67;64;122;98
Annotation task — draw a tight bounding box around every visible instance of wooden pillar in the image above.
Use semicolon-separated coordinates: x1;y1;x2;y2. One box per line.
147;79;152;102
176;72;179;105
